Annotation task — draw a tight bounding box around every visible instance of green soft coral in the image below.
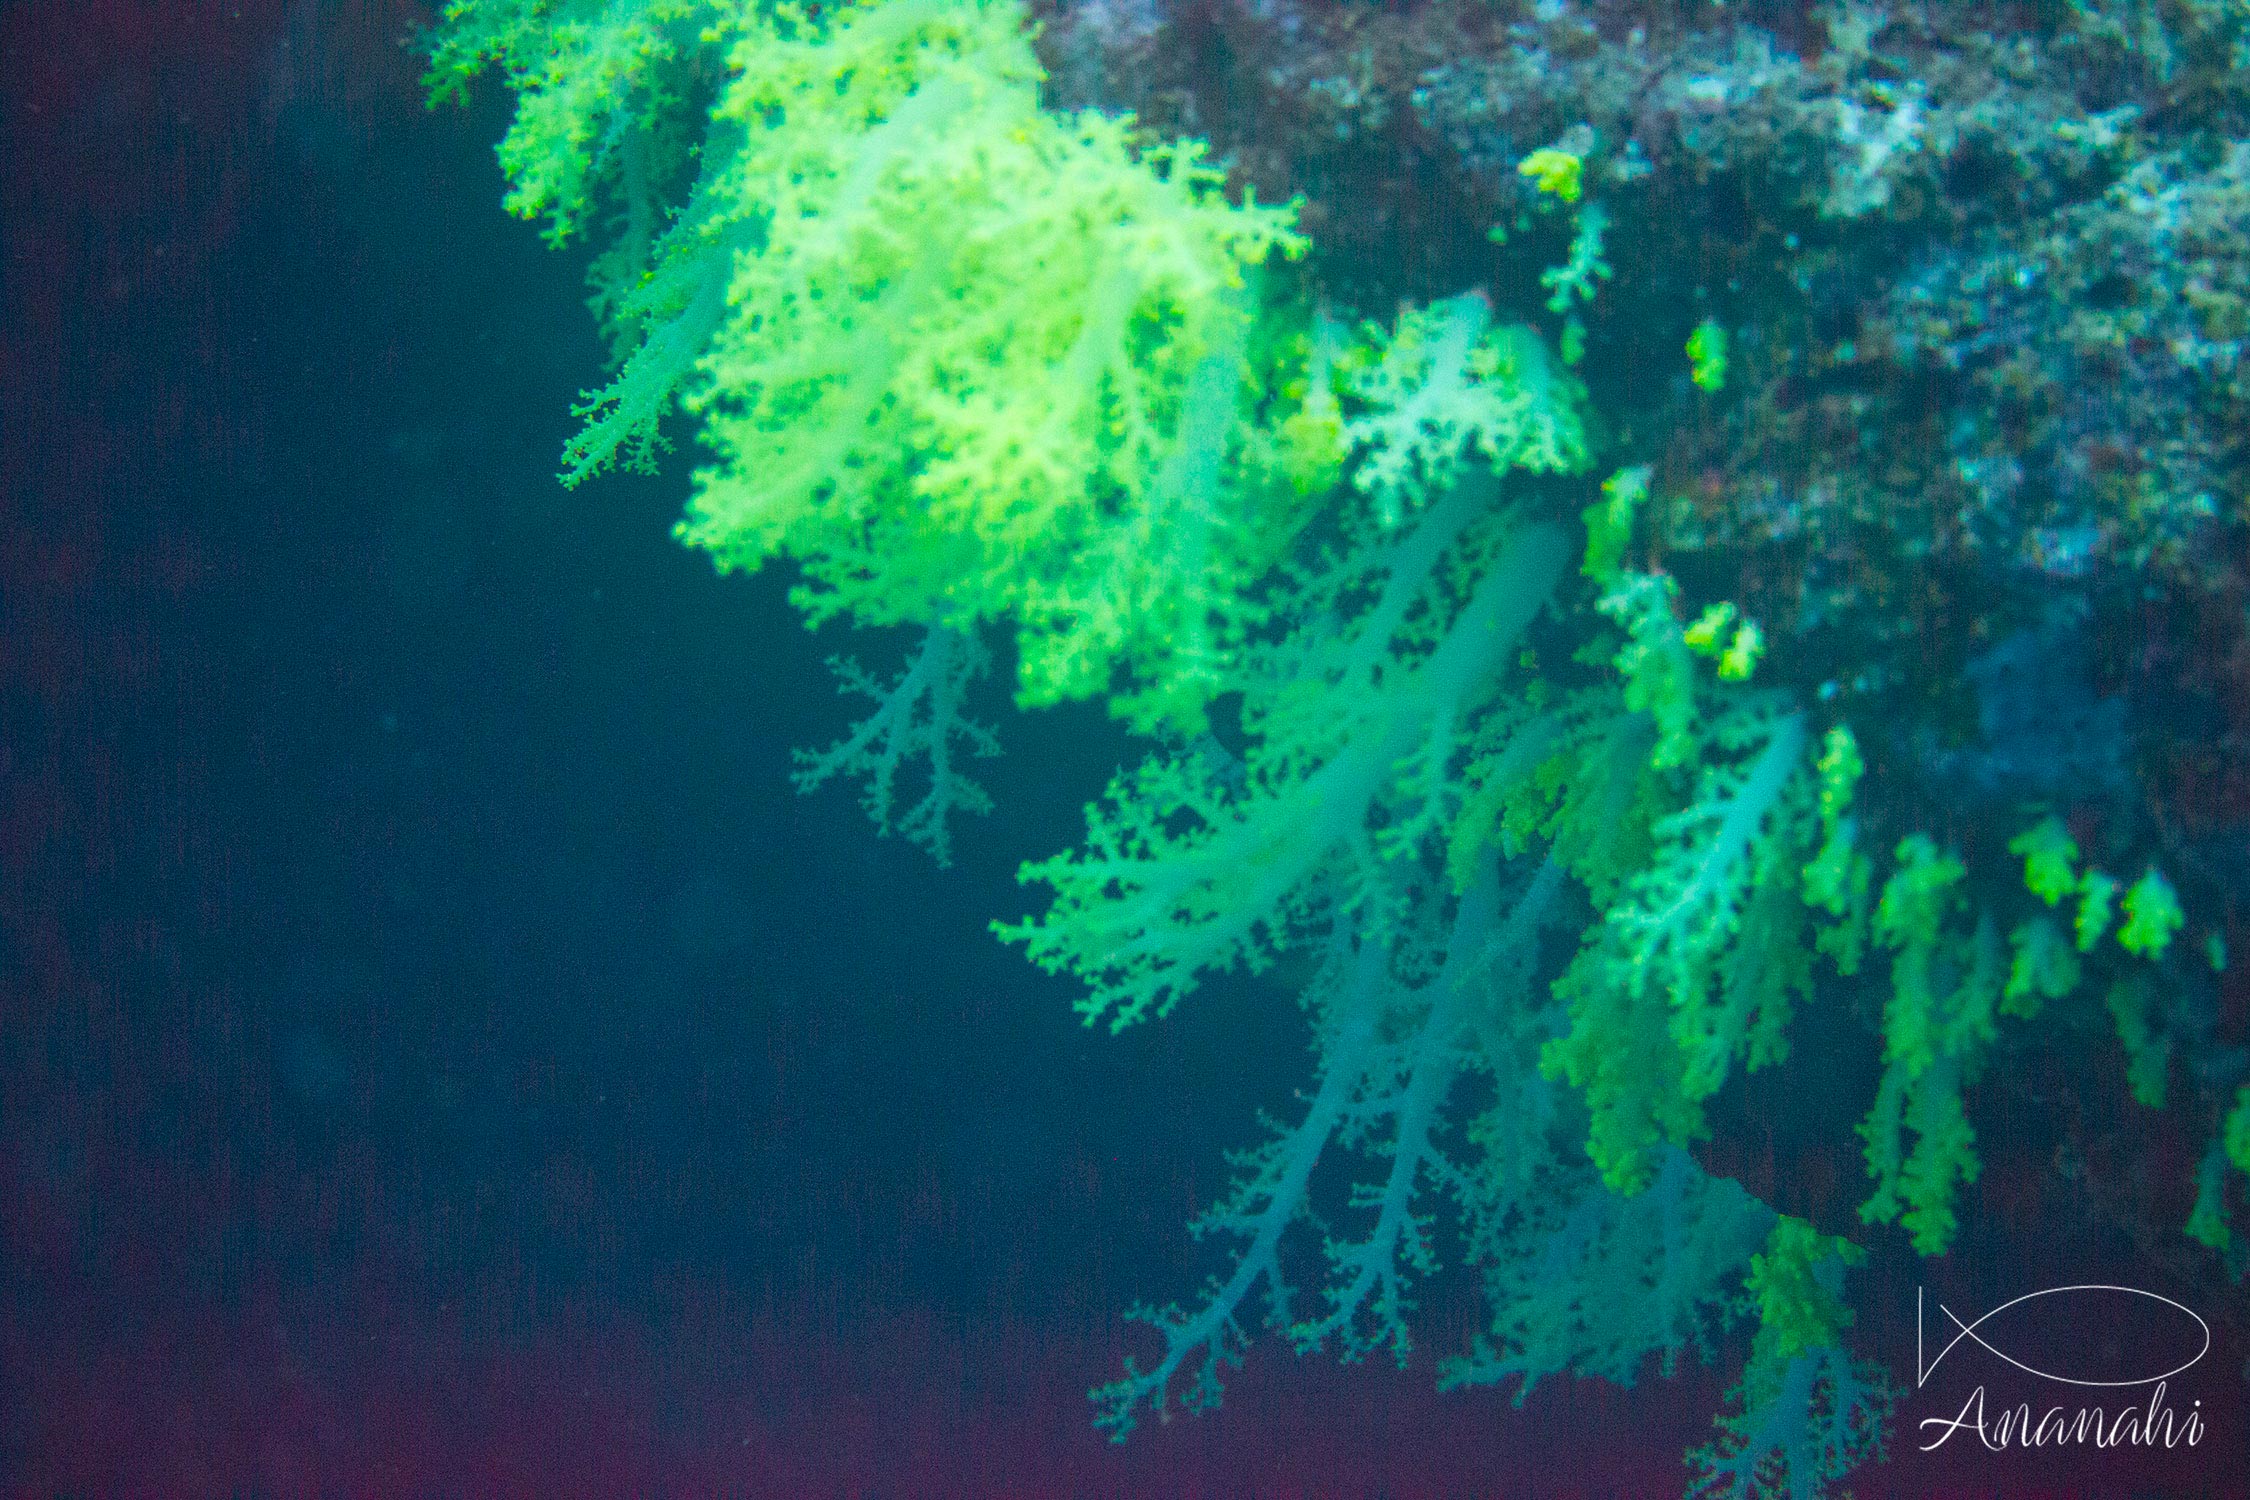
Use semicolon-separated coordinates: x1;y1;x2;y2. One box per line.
1518;145;1585;202
1341;294;1588;525
1547;562;1827;1192
999;493;1572;1029
437;8;2123;1491
1580;464;1647;583
2229;1085;2250;1173
686;0;1312;727
1541;201;1612;314
1545;704;1813;1191
1858;837;2002;1255
1801;726;1871;975
791;625;999;866
1744;1219;1864;1363
2074;867;2119;951
1693;1220;1892;1500
2104;975;2171;1108
442;0;1316;732
428;0;728;245
2118;868;2184;957
2002;914;2079;1017
1601;572;1703;772
2187;1088;2250;1252
1687;318;1729;393
1447;1149;1774;1400
2009;815;2079;907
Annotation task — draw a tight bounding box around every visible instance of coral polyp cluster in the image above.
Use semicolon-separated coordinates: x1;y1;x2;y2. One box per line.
431;1;2249;1491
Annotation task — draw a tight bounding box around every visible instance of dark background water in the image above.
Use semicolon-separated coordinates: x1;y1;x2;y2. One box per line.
0;3;2239;1497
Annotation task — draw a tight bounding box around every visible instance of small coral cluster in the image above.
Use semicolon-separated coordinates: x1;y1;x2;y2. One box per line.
431;1;2250;1492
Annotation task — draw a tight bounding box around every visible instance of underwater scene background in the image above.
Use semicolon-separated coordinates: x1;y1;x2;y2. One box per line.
3;1;2247;1496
